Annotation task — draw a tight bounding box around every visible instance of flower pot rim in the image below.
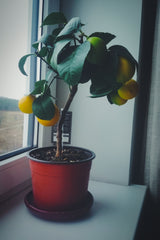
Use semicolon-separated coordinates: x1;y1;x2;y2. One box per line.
27;146;95;165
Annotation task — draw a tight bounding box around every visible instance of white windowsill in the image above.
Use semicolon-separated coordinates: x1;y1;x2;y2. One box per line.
0;180;146;240
0;152;28;167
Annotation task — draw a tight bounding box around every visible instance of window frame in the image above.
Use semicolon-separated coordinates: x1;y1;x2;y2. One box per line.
0;0;62;201
0;0;41;161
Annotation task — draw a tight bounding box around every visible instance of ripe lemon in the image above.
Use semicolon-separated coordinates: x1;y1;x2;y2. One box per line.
87;37;106;65
18;94;35;114
118;79;139;100
110;92;127;106
37;104;60;126
116;57;135;83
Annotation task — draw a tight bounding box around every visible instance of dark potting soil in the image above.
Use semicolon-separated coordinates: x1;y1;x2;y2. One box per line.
30;147;92;163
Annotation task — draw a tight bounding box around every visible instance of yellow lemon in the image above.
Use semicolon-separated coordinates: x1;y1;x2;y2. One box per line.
37;104;60;126
18;94;35;114
116;57;135;83
118;79;139;100
110;92;127;106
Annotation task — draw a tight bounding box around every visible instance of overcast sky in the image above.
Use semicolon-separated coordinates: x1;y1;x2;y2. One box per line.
0;0;29;100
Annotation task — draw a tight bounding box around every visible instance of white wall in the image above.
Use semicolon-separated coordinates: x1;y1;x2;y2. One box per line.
54;0;142;185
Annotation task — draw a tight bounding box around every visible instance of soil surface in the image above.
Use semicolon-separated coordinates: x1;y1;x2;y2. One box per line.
30;146;93;163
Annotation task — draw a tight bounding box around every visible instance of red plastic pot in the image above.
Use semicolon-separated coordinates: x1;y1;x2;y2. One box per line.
28;146;95;211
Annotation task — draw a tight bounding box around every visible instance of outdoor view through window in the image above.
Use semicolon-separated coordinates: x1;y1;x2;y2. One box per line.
0;0;29;156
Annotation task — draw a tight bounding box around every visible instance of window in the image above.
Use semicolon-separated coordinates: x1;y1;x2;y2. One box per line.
0;0;41;160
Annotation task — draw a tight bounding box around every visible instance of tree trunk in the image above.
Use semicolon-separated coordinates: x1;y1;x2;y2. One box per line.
56;85;78;159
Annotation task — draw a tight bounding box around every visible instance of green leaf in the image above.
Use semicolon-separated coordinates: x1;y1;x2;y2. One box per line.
57;17;82;38
52;27;63;37
79;61;92;84
46;69;54;81
89;32;116;45
18;53;34;76
49;17;83;70
32;28;64;50
108;45;138;68
44;35;55;46
47;48;54;64
106;93;114;104
32;34;47;49
56;34;75;43
32;42;39;49
50;38;72;71
89;51;120;97
32;95;55;120
57;41;91;85
38;47;48;57
90;88;113;98
42;12;67;26
31;80;49;95
57;45;76;64
32;34;56;49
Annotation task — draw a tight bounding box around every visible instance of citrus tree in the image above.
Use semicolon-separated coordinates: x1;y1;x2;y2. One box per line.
18;12;138;159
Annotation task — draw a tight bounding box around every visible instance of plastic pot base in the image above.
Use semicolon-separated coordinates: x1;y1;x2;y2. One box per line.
24;191;94;221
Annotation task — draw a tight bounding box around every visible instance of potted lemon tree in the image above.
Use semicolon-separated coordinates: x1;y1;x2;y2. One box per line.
18;12;138;221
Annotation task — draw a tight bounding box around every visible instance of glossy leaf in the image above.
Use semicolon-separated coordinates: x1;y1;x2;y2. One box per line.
32;95;55;120
57;41;91;85
32;33;48;49
79;61;92;84
90;88;113;98
31;80;48;95
32;34;55;49
107;93;114;104
57;45;76;64
50;38;72;71
52;27;63;37
46;17;83;70
32;42;39;49
88;32;116;45
44;35;55;47
89;51;120;97
57;17;82;38
18;53;34;76
108;45;138;68
46;68;55;81
47;48;54;64
38;47;48;57
42;12;67;26
56;34;75;43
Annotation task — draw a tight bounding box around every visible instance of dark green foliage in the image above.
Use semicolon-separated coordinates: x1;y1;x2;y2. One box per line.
57;41;91;85
50;38;73;71
108;45;138;69
89;51;120;97
41;12;67;26
18;11;138;121
31;80;50;95
32;32;60;50
32;95;55;120
79;61;92;84
89;32;116;45
38;47;48;57
18;54;35;76
56;17;82;38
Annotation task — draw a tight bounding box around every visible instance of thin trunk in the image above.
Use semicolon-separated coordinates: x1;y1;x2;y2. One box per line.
56;85;78;159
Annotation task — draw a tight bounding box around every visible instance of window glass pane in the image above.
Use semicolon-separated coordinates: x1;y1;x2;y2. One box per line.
0;105;23;155
0;0;35;156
